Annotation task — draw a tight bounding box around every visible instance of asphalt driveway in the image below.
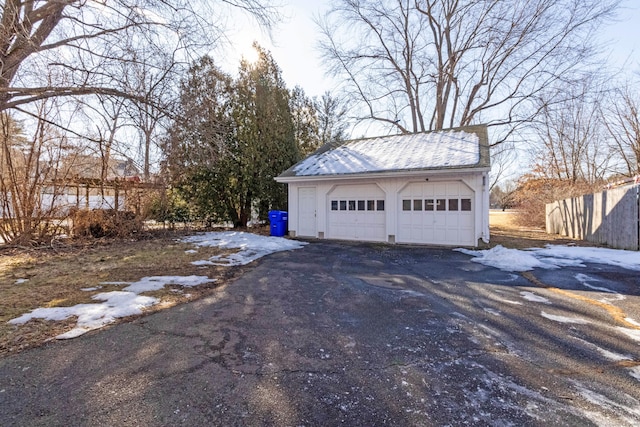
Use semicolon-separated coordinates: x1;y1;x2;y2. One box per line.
1;241;639;426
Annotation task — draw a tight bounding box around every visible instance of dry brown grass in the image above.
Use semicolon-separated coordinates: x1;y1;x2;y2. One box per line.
488;209;597;249
0;228;265;356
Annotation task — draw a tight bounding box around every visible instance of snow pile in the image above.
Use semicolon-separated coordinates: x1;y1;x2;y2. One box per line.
456;245;640;272
182;231;307;266
456;245;553;272
121;275;214;293
9;276;215;339
530;246;640;271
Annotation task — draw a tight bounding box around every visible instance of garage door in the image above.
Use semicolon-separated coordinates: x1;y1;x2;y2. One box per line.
398;181;475;246
327;184;386;241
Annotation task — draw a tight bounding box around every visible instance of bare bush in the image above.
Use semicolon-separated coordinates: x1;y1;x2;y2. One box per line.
71;209;142;238
512;176;601;228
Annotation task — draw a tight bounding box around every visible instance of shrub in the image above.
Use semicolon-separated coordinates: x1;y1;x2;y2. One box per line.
71;209;142;238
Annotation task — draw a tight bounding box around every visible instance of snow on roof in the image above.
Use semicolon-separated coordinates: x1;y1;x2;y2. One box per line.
278;125;489;179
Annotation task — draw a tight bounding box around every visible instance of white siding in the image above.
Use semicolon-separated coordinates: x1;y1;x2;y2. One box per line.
286;172;489;246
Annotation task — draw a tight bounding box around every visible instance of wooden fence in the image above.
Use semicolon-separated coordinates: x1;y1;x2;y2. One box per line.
545;184;640;250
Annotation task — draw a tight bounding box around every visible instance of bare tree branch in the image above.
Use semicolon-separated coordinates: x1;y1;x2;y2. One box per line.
318;0;619;141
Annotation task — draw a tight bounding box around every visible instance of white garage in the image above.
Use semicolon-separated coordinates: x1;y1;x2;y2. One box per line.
276;125;490;247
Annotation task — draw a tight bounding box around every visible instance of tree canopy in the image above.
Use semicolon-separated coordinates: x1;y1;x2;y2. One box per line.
0;0;279;112
164;46;302;227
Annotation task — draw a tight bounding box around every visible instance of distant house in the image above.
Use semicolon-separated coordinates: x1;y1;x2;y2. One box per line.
276;125;491;246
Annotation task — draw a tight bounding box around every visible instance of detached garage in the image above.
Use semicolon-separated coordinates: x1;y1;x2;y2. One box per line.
275;125;490;247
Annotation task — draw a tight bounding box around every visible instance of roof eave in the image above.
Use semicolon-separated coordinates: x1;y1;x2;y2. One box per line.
275;166;490;183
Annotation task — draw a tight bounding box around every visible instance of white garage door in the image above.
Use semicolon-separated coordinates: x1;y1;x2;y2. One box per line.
327;184;386;241
398;181;475;246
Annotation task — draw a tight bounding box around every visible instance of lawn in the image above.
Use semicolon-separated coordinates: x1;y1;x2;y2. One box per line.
0;230;254;356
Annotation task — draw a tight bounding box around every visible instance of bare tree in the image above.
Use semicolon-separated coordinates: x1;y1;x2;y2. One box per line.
318;0;619;142
488;140;517;191
123;49;177;181
0;0;280;112
0;102;72;244
316;91;350;145
602;83;640;177
530;82;611;184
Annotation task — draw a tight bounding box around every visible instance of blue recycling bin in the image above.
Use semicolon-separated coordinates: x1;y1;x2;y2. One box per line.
269;210;288;237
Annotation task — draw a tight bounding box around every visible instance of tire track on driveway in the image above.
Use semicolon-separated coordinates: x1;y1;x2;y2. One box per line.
521;271;640;330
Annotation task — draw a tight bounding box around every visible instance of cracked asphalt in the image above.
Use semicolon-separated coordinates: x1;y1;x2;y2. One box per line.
1;240;639;426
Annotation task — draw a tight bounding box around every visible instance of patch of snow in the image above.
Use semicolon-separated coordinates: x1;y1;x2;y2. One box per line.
9;292;158;339
14;278;28;285
630;367;640;382
185;249;198;254
81;286;102;292
625;318;640;328
9;275;216;339
520;291;551;304
456;245;640;272
573;382;640;423
182;231;307;266
541;311;589;324
483;308;501;316
596;347;632;362
533;246;640;271
495;298;523;305
122;276;215;293
616;327;640;343
456;246;552;272
572;337;633;362
574;274;617;294
191;260;214;266
497;274;520;282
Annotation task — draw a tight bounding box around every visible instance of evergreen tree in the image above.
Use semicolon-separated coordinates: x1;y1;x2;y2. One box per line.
164;46;300;228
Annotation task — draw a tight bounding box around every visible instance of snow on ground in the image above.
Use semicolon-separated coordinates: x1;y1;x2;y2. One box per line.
573;382;640;424
456;244;640;272
574;273;618;294
541;311;590;324
9;292;159;340
182;231;307;266
8;232;307;339
596;347;633;362
617;327;640;343
520;291;551;304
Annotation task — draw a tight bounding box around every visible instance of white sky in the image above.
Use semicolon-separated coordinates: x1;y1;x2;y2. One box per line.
221;0;334;98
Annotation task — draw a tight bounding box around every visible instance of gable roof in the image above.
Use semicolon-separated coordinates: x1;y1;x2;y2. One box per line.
276;124;490;182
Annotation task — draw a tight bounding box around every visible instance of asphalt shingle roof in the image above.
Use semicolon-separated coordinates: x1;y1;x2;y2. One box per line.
278;125;490;179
